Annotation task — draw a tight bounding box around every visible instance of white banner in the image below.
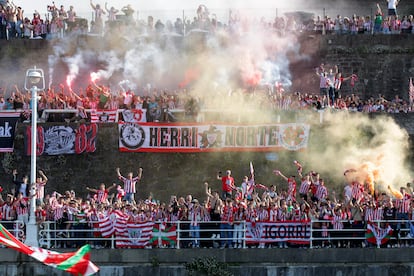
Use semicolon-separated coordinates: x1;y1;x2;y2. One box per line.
119;122;310;152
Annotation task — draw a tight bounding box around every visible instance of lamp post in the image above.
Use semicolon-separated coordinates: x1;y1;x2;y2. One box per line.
24;66;45;247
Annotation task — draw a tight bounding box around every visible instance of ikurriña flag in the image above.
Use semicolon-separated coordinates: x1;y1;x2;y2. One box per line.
0;224;99;275
150;223;177;247
365;223;393;246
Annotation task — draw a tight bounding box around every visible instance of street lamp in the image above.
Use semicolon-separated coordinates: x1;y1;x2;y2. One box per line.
24;66;45;247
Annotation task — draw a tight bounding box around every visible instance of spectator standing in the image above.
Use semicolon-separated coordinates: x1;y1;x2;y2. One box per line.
90;0;106;34
116;167;143;203
35;170;48;206
387;0;399;19
217;170;236;199
374;4;384;34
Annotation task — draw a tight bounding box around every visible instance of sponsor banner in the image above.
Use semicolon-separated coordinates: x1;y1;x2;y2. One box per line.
119;122;310;152
90;109;117;123
25;124;98;155
246;221;311;244
0;112;20;152
120;109;147;123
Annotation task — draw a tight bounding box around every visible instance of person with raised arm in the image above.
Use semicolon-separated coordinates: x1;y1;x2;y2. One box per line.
116;167;142;203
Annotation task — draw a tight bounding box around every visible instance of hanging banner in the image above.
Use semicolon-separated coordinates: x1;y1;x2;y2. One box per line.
90;109;117;123
0;112;20;152
25;124;98;155
120;109;147;123
119;122;310;152
245;221;311;244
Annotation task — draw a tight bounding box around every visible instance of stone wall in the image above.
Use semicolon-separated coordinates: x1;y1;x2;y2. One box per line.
0;111;411;203
0;248;413;276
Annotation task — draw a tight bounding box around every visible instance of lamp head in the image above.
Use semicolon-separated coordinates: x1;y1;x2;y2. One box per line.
24;67;45;91
28;71;42;84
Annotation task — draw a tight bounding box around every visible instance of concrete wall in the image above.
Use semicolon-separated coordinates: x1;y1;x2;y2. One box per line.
1;248;413;276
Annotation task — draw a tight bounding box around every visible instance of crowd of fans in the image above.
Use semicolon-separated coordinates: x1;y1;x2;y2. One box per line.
0;1;412;39
1;160;413;249
0;72;412;124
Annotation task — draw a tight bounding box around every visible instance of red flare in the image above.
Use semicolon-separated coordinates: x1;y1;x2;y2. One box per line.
90;72;99;83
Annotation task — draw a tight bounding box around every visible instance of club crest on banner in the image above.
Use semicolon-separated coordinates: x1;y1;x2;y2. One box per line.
119;123;145;149
200;125;223;148
129;228;143;245
247;223;263;241
279;124;310;151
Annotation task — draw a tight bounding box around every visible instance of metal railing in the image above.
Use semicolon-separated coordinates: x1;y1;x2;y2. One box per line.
30;219;414;249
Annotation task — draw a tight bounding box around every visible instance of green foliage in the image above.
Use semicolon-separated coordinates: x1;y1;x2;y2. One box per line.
185;257;233;276
151;257;160;267
1;153;16;174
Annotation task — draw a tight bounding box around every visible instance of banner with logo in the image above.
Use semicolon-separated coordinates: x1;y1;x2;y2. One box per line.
245;221;311;244
119;109;147;123
0;112;20;152
118;122;310;152
25;124;98;155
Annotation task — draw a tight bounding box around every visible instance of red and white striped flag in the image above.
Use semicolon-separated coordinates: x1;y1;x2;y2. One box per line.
116;222;155;248
90;109;117;123
409;78;414;104
249;161;254;183
113;210;128;234
98;215;115;238
0;224;99;275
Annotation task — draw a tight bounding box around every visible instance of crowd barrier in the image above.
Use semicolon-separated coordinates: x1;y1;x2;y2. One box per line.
28;219;414;249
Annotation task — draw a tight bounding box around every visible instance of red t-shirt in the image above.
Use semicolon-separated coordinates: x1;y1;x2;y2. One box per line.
221;176;234;192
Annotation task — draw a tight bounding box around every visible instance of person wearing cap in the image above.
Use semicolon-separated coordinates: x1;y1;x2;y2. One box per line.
233;202;247;248
189;198;202;248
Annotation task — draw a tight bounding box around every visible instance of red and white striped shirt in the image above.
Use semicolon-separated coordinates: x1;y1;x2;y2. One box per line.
256;208;269;222
395;194;411;214
332;214;344;230
36;180;47;200
189;207;202;226
316;185;328;201
351;182;364;201
53;204;65;221
299;180;311;194
96;189;109;204
0;203;15;220
119;176;140;194
15;198;29;216
269;208;278;222
221;205;235;223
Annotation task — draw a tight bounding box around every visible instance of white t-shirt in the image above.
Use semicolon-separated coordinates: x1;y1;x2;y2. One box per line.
388;0;398;10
